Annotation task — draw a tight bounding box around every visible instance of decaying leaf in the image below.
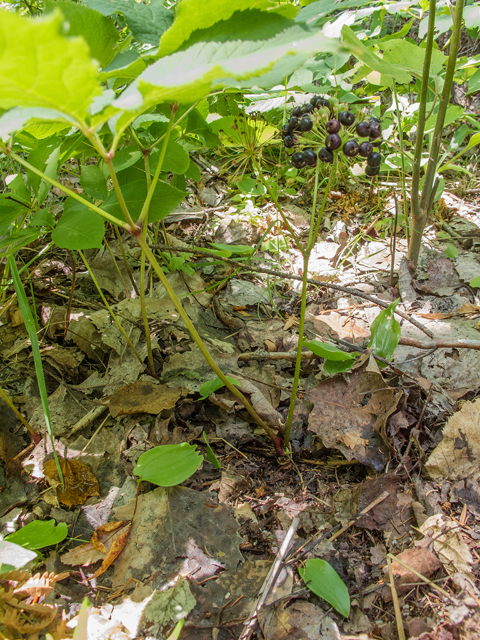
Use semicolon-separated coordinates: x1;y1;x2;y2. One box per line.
44;457;100;506
420;514;474;576
61;520;131;579
383;547;442;600
108;380;187;417
308;362;402;470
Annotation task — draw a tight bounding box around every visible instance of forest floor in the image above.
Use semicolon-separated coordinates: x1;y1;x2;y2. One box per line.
1;167;480;640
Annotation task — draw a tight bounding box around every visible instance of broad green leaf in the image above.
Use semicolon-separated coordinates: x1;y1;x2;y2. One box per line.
324;359;355;374
100;49;147;81
84;0;174;46
150;141;190;175
101;179;185;223
44;0;120;68
158;0;298;57
80;165;109;200
7;174;31;207
185;160;201;182
464;4;480;29
199;375;241;400
469;276;480;288
444;243;458;259
0;227;41;254
341;25;413;84
133;443;203;486
0;107;75;141
114;25;338;109
26;136;62;205
464;132;480;154
300;558;350;617
368;299;401;362
52;198;105;249
0;195;23;235
5;520;68;551
303;338;357;362
30;210;55;228
210;243;254;254
112;146;143;172
381;39;446;77
0;10;101;121
467;67;480;95
203;432;222;469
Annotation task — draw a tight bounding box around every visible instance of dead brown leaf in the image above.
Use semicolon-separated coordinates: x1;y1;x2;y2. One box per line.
44;457;100;507
383;547;442;600
108;380;186;417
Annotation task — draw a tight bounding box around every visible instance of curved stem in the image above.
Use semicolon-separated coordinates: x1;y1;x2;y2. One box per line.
0;145;130;230
136;234;281;446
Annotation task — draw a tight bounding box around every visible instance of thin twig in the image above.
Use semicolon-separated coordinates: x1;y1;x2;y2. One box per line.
387;556;406;640
239;517;299;640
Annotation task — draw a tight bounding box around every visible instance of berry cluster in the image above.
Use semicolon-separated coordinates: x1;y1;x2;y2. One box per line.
280;96;383;177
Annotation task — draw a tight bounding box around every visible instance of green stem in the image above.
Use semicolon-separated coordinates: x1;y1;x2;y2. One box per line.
137;107;177;226
392;83;409;243
0;145;130;230
136;234;281;447
105;161;137;230
78;250;145;368
251;157;305;255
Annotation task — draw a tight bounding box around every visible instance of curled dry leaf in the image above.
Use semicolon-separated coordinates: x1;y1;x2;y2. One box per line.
44;457;100;507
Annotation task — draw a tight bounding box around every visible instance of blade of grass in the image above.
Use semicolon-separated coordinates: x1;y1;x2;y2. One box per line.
8;255;64;486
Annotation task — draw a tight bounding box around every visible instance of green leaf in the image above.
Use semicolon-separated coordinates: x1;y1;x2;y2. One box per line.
80;165;109;200
114;24;338;108
469;276;480;288
210;243;254;254
101;179;185;223
0;10;101;121
0;107;75;141
44;0;120;68
199;376;241;400
468;67;480;95
324;359;355;374
158;0;298;56
185;159;201;182
52;197;105;249
368;299;401;362
381;39;446;77
133;443;203;486
30;210;55;228
445;243;458;259
151;141;190;175
5;520;68;551
464;132;480;154
26;136;62;205
0;195;23;235
100;49;147;81
341;25;413;84
303;338;357;362
203;432;222;469
112;146;143;172
299;558;350;617
84;0;174;46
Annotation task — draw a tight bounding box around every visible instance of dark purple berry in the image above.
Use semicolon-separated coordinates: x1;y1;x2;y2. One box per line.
299;116;313;132
318;97;330;108
281;124;290;137
371;138;382;148
355;121;371;138
291;151;306;168
343;140;360;157
358;141;373;157
369;117;381;124
303;149;317;167
291;106;303;118
302;103;315;114
287;116;299;132
326;119;340;134
283;135;296;148
318;147;334;163
311;95;329;108
365;165;380;177
369;122;382;138
325;133;342;151
339;111;355;126
367;152;382;167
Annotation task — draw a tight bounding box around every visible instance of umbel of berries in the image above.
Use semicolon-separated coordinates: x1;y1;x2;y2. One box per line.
280;97;383;178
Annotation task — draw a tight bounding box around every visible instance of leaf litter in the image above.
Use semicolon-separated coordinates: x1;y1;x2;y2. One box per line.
2;170;480;640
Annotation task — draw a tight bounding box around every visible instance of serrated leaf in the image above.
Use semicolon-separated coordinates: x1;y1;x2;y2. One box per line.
5;520;68;550
114;24;338;109
133;443;203;486
300;558;350;617
84;0;174;46
0;10;101;121
44;0;120;68
52;198;105;249
0;107;75;141
80;165;109;200
368;299;401;361
158;0;298;56
303;338;356;362
199;376;241;400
